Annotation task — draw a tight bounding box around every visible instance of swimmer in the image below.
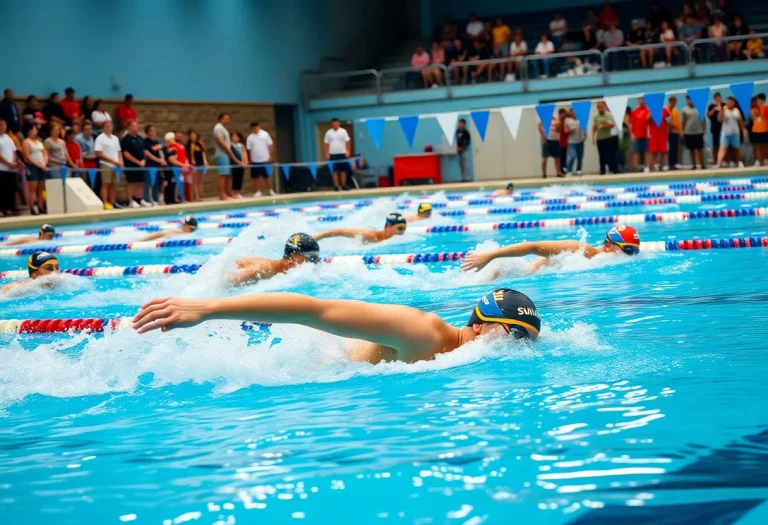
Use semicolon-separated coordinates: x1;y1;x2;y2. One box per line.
133;287;540;364
462;225;640;275
405;203;433;223
313;213;407;244
231;233;320;286
1;224;56;246
136;216;198;242
491;183;516;198
1;251;61;294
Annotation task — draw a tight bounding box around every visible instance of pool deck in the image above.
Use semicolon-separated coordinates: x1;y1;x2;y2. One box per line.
0;166;765;231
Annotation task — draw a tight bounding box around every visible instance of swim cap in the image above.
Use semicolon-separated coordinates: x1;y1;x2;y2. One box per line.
467;288;540;339
183;215;198;231
385;213;407;228
39;224;55;236
284;233;320;262
28;251;58;276
506;183;515;191
417;203;433;216
605;225;640;255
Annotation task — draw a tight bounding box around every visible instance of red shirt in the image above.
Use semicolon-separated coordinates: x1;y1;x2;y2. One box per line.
116;103;137;124
61;99;81;121
630;106;651;139
559;126;568;148
66;141;82;167
172;142;188;165
649;107;671;138
599;8;619;28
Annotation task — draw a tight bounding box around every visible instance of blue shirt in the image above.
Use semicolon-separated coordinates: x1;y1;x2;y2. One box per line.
75;132;95;157
680;24;701;40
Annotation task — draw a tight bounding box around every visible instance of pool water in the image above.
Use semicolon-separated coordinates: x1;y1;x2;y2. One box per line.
2;179;768;525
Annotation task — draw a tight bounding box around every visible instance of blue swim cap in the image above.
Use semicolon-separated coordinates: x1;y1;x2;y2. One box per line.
28;251;58;276
183;215;198;230
506;183;515;191
385;213;407;228
284;233;320;262
467;288;540;339
39;224;55;236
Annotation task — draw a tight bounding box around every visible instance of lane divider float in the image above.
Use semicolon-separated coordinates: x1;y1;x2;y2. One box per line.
0;236;241;258
0;318;270;335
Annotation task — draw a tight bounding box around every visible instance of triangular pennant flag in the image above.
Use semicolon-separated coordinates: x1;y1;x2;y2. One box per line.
264;164;273;177
500;106;524;139
435;112;459;145
308;163;318;180
687;87;710;121
534;103;556;127
571;100;592;134
148;167;158;186
364;118;386;150
644;92;666;126
87;169;97;187
730;82;754;121
114;167;122;183
604;95;628;122
59;166;68;180
470;110;490;142
280;164;290;181
398;115;419;148
199;166;208;175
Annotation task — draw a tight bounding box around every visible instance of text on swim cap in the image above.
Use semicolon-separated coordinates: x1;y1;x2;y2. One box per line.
518;307;540;318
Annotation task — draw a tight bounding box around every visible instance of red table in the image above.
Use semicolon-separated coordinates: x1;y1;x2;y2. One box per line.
393;153;442;186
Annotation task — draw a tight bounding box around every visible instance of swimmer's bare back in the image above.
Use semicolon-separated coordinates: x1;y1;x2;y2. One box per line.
313;228;386;244
231;257;287;285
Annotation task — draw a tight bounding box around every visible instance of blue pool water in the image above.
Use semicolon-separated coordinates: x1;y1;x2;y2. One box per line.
2;179;768;524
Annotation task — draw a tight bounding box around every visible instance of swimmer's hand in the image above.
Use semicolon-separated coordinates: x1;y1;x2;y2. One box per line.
133;297;209;333
461;251;492;272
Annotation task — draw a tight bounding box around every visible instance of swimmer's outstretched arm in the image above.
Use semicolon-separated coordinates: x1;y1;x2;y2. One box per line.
314;228;375;241
462;241;598;271
132;293;453;356
2;236;37;247
136;230;180;242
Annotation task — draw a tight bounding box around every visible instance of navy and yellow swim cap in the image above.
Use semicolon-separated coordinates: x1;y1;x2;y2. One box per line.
284;233;320;262
467;288;540;339
385;213;407;228
39;224;55;237
28;251;58;276
417;203;433;216
506;183;515;192
183;215;198;231
605;225;640;255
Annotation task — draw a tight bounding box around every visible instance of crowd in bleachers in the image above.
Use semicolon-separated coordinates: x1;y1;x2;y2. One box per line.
410;1;765;86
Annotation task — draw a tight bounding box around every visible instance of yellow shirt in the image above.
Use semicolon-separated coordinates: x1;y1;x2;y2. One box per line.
747;39;764;55
669;107;681;133
492;25;511;45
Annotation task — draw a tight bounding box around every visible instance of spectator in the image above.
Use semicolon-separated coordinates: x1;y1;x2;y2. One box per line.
744;30;765;59
549;12;568;48
564;107;585;175
94;120;123;210
429;41;445;86
627;20;653;68
629;97;651;172
42;93;65;130
592;101;619;174
707;92;724;161
679;16;702;48
0;119;18;216
716;96;745;167
6;126;27;210
533;33;555;78
603;22;624;71
620;107;632;172
509;30;528;79
558;108;569;174
660;20;677;66
90;99;112;131
447;38;469;84
676;2;695;28
582;24;599;57
120;120;149;208
599;1;619;29
708;16;728;62
492;18;511;65
682;95;706;169
76;121;97;171
214;113;238;200
324;118;351;191
61;87;81;126
728;14;749;59
22;96;46;131
116;94;138;131
410;45;432;88
440;16;458;47
64;129;82;170
648;101;671;171
469;40;493;82
21;121;48;215
162;132;182;204
466;13;483;40
80;96;93;123
584;8;599;31
648;2;672;31
143;124;166;206
185;129;208;202
0;88;20;135
537;112;563;178
750;93;767;166
455;118;471;182
44;123;74;179
480;22;493;46
668;96;682;169
230;131;247;199
246;121;275;198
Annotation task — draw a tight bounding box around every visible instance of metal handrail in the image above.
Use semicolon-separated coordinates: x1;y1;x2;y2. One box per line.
604;41;693;65
523;49;604;82
301;68;381;102
691;31;768;46
447;55;535;83
379;64;450;95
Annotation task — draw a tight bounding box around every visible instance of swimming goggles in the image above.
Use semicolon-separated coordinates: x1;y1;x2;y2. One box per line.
605;234;640;256
40;262;60;271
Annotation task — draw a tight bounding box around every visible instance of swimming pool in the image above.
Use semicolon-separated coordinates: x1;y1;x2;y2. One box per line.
2;177;768;524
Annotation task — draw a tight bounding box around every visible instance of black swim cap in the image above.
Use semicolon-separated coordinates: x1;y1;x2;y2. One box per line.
183;215;198;230
467;288;540;339
28;251;58;276
39;224;55;236
284;233;320;261
506;183;515;191
417;203;433;215
385;213;407;228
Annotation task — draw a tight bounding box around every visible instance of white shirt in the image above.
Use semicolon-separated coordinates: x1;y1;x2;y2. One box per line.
246;129;273;163
213;123;231;156
535;41;555;54
324;127;350;155
91;110;112;126
466;21;483;37
549;19;567;37
509;40;528;58
94;132;121;167
0;134;16;171
721;107;741;135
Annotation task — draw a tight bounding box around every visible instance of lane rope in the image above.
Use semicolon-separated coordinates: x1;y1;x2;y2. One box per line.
0;318;270;335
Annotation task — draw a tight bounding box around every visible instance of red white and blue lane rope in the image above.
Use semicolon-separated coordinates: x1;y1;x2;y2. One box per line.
0;236;242;258
0;264;204;280
0;222;260;242
0;318;270;335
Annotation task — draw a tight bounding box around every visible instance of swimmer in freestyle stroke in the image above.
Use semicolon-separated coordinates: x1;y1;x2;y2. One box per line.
491;183;516;197
1;224;56;246
462;225;641;275
231;233;320;286
1;251;61;294
136;216;198;242
133;288;540;364
313;213;407;244
405;203;433;223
